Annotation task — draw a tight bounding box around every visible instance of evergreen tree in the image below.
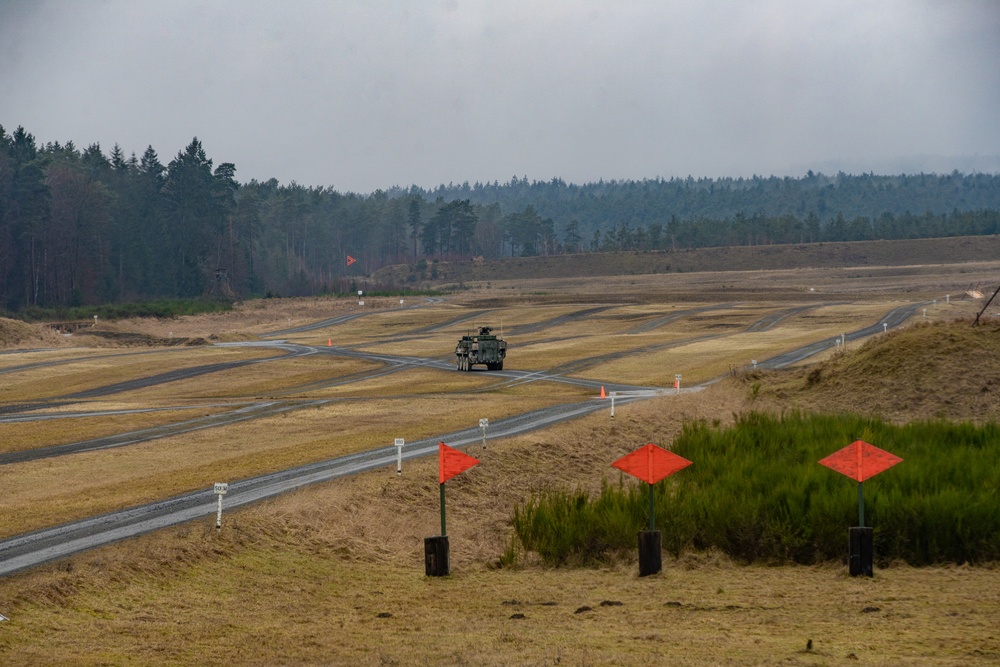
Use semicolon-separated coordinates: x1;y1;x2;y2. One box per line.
407;196;422;258
161;138;225;296
563;219;582;253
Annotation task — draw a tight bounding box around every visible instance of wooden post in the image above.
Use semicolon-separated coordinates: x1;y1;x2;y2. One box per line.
638;531;662;576
424;536;449;577
849;527;873;577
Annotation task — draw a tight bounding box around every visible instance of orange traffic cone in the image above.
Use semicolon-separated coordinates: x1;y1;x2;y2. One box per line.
327;338;332;346
600;386;606;399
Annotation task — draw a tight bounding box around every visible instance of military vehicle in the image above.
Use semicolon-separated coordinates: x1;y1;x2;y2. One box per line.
455;326;506;371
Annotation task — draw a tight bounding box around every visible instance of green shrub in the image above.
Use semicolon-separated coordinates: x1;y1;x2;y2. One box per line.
510;412;1000;566
17;298;234;322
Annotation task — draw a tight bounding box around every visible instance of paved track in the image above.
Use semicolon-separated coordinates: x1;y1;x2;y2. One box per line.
757;302;925;369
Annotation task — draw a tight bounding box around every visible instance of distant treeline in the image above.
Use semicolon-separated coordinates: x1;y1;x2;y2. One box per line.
2;123;999;310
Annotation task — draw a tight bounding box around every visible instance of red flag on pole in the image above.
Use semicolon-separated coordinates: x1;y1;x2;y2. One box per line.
612;443;692;484
439;442;479;484
818;440;902;482
347;255;356;266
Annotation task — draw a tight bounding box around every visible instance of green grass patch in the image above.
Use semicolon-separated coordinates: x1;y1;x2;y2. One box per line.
511;412;1000;566
12;298;234;322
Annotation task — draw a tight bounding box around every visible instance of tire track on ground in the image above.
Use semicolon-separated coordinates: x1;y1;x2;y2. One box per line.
743;305;819;332
625;303;737;334
259;298;440;337
62;346;314;399
0;400;332;465
507;306;615;335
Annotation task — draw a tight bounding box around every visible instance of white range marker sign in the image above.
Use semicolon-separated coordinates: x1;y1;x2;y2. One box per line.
214;482;228;529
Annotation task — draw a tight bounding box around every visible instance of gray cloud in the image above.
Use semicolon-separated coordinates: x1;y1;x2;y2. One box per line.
2;0;998;192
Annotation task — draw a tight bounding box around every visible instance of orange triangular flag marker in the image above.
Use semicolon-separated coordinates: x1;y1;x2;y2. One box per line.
347;255;357;266
439;442;479;484
612;443;692;484
819;440;902;482
600;386;606;399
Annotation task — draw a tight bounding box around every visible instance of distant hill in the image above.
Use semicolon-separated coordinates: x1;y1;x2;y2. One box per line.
378;235;1000;285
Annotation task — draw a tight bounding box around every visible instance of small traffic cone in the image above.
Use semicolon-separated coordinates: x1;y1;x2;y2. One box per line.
327;338;332;346
600;386;606;399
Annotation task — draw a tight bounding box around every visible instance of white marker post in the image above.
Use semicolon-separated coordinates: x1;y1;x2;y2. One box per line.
883;323;888;332
214;482;228;530
609;392;617;419
479;418;489;448
395;438;404;475
751;359;757;369
358;290;363;306
675;374;682;395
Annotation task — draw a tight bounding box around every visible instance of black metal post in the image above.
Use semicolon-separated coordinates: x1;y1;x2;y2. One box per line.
424;536;450;576
849;526;873;577
638;531;662;576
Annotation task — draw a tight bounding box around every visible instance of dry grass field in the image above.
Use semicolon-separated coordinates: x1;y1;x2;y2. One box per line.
1;249;999;664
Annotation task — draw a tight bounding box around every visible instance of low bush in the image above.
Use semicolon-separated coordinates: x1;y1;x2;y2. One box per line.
510;412;1000;566
17;298;234;322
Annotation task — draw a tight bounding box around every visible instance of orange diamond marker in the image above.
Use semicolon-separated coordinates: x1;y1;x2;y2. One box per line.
818;440;902;482
612;443;692;484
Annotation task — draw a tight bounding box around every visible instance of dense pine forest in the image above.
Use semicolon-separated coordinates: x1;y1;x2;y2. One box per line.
2;124;999;310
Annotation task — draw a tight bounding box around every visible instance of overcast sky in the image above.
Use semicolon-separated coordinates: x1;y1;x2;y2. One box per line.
2;1;999;193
